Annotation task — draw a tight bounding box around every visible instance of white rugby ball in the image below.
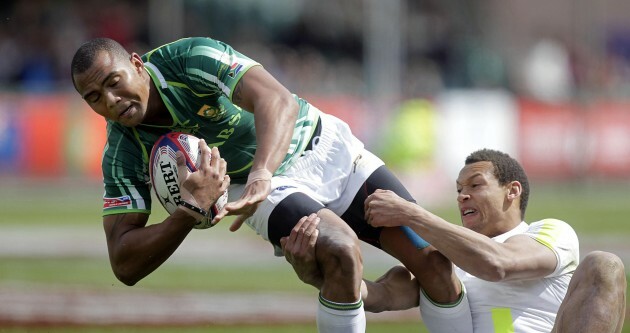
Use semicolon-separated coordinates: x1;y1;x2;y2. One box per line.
149;132;228;229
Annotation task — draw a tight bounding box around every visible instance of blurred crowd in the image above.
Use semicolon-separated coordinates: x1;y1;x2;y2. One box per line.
1;0;630;101
0;0;147;92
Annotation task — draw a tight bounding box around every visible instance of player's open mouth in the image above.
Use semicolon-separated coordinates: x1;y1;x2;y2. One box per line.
119;106;132;118
462;209;476;216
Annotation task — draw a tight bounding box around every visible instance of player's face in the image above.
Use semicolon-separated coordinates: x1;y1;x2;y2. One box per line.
456;161;510;237
74;51;150;127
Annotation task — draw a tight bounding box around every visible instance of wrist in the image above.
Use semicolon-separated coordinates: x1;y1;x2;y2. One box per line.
246;169;273;187
178;200;208;221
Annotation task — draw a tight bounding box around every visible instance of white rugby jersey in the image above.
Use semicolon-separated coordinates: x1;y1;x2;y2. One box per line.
458;219;579;333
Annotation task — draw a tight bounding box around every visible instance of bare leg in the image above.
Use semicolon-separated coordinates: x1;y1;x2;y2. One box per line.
380;227;461;303
362;265;419;312
552;251;626;333
315;208;364;303
281;213;419;311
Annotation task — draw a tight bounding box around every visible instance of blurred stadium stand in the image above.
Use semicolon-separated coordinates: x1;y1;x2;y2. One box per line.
1;0;630;187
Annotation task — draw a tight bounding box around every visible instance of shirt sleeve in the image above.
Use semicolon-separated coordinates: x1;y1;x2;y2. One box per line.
101;123;153;216
182;38;261;101
525;219;579;277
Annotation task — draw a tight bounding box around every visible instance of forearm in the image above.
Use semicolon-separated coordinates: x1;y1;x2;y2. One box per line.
250;95;298;174
234;66;299;175
405;208;507;280
107;209;197;285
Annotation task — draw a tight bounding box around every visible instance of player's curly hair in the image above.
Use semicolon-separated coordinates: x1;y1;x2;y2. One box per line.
465;149;530;219
70;38;130;90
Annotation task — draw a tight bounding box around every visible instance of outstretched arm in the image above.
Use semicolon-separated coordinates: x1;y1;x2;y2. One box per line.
366;189;558;282
213;66;299;231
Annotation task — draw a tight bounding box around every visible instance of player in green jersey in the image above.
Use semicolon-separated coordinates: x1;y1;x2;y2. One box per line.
71;37;464;332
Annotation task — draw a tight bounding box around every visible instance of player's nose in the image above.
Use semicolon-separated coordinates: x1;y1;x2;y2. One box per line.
457;192;470;203
105;90;121;109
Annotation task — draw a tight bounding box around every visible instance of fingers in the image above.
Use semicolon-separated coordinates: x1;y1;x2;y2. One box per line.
211;210;226;225
364;196;372;222
229;215;247;232
217;178;269;226
364;192;375;221
175;151;190;182
291;215;309;247
175;150;185;166
364;189;395;223
281;214;319;261
197;139;210;168
221;175;231;190
281;215;307;254
199;144;225;180
213;198;245;223
198;142;226;178
286;213;320;250
303;214;320;241
209;146;226;175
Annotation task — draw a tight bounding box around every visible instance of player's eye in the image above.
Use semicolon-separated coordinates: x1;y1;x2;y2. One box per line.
88;94;100;103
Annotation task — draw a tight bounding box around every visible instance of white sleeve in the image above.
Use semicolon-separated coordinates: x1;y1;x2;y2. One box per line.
525;218;579;277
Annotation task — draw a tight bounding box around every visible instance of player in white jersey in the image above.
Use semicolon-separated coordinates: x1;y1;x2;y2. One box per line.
450;218;577;332
283;149;626;332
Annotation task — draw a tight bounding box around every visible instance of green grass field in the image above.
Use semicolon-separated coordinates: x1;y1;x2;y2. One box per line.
0;178;628;332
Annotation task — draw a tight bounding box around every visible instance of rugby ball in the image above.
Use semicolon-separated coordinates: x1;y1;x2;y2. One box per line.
149;132;228;229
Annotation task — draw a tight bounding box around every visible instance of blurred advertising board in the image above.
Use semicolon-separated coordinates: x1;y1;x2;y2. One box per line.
2;92;630;180
583;102;630;177
517;100;583;179
0;93;105;178
518;100;630;179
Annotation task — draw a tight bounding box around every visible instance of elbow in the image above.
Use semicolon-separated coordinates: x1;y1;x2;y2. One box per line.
117;274;139;287
112;264;142;286
278;94;298;119
481;269;507;282
476;259;509;282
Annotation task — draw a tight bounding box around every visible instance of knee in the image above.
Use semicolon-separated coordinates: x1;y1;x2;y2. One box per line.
580;251;626;288
315;209;362;271
316;222;364;302
421;247;454;281
317;235;363;275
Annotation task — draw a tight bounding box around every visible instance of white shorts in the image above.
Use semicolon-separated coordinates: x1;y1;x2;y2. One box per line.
228;111;384;253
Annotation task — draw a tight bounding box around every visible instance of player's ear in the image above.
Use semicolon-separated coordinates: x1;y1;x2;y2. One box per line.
506;181;521;201
129;53;144;73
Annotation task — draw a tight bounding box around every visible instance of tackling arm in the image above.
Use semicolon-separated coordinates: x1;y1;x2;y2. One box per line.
366;190;558;282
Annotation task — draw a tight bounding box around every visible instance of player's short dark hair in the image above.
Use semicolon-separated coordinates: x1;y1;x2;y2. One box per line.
70;38;130;89
465;149;530;219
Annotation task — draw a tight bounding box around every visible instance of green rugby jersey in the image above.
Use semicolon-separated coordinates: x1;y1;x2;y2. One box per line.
102;37;319;216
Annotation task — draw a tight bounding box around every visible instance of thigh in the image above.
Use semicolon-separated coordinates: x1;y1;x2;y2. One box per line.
340;165;426;249
552;251;626;333
343;165;460;302
268;192;325;248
